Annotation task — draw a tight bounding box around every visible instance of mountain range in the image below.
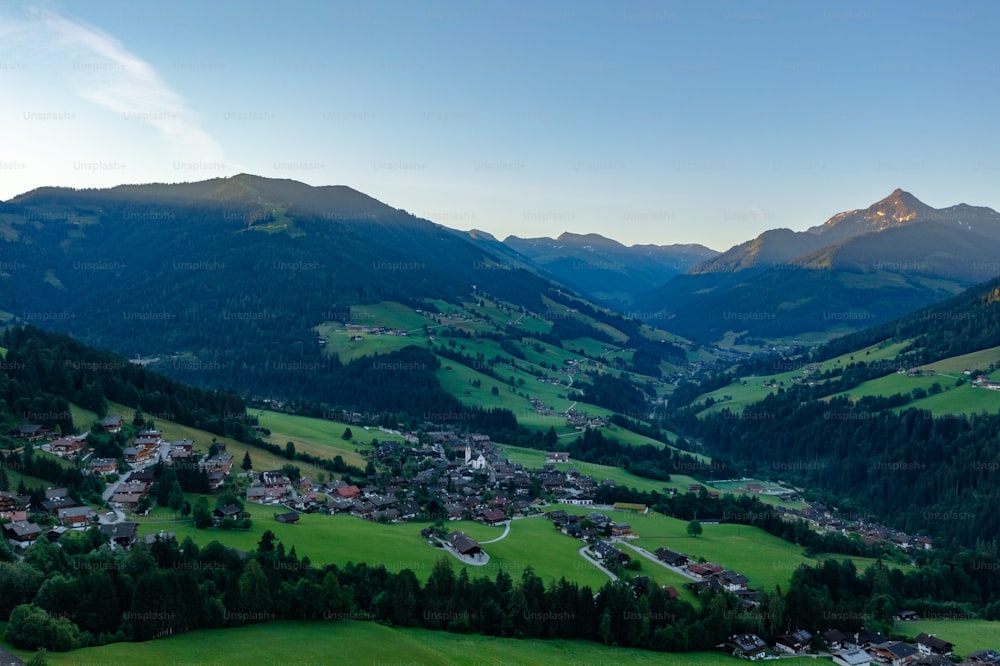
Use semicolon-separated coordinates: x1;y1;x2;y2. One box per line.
635;188;1000;342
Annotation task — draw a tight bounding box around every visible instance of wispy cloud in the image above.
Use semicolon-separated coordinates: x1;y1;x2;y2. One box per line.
2;5;226;162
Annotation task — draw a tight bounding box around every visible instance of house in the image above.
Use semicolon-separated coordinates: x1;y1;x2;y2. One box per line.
663;586;679;599
10;424;52;441
40;497;77;515
214;504;249;522
611;522;633;537
99;415;123;433
822;629;848;650
720;633;769;661
655;548;689;567
592;541;630;564
851;630;887;650
833;648;873;666
914;633;953;656
967;650;1000;665
447;531;483;557
911;655;954;666
479;508;506;525
274;511;300;524
49;434;87;457
546;452;570;463
90;457;118;475
0;491;28;513
3;520;43;547
57;506;97;529
873;641;918;666
687;562;723;577
715;570;750;592
335;484;361;499
124;446;158;466
896;610;919;621
100;522;138;549
246;485;268;503
775;630;812;654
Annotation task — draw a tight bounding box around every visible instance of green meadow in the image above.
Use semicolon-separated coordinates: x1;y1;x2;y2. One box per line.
893;618;1000;655
254;409;403;470
0;620;789;666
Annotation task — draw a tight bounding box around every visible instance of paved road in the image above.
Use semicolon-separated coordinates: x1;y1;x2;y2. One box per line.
578;545;618;581
612;538;701;582
479;520;511;544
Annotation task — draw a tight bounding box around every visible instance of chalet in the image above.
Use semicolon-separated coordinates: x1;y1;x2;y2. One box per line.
873;641;918;666
57;506;97;529
479;508;506;525
715;570;749;592
49;434;87;457
448;531;483;556
44;487;69;500
663;586;679;600
833;648;873;666
774;630;812;654
546;509;569;526
90;457;118;475
822;629;848;650
687;562;723;577
10;424;52;441
100;522;138;550
99;415;123;433
214;504;249;522
655;548;689;567
562;494;594;506
592;541;630;564
40;497;76;515
967;650;1000;665
850;631;887;650
0;491;28;513
399;501;421;520
911;656;954;666
914;633;953;656
134;429;162;446
123;446;158;466
336;484;361;499
611;521;634;536
3;520;43;547
720;633;769;661
896;610;919;621
246;485;268;503
546;452;570;463
274;511;300;524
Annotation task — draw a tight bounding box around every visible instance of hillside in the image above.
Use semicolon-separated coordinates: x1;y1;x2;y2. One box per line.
0;175;697;426
670;274;1000;547
500;232;718;310
642;189;1000;344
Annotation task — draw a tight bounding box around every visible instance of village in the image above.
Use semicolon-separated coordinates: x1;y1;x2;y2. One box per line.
0;416;985;665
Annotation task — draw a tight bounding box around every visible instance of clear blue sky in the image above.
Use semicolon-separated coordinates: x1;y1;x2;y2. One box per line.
2;0;997;250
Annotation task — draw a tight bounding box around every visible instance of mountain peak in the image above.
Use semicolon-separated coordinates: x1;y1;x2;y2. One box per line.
808;188;936;239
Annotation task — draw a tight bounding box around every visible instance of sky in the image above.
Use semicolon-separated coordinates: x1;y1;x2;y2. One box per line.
1;0;997;251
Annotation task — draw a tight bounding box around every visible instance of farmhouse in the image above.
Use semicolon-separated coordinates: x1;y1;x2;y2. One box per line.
833;648;873;666
610;522;633;537
774;629;812;654
873;641;917;666
274;511;300;524
57;506;97;529
719;633;769;661
914;633;953;656
447;531;483;557
90;457;118;475
967;650;1000;665
100;522;138;550
3;520;43;547
546;451;570;463
49;434;87;457
99;415;123;433
10;424;53;441
654;548;689;567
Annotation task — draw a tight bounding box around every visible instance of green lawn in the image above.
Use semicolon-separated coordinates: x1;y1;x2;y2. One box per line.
96;402;332;481
894;618;1000;655
497;443;708;494
134;503;618;590
0;619;790;666
254;409;400;470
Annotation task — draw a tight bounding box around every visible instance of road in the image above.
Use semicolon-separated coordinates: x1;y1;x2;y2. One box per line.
578;545;618;581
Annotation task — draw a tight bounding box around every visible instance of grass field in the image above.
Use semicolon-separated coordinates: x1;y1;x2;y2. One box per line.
0;619;803;666
254;409;403;470
497;443;708;494
94;402;332;481
893;618;1000;655
695;340;913;417
134;501;619;589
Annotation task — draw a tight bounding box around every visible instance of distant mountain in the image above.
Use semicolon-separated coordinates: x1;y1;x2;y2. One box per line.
0;175;587;401
498;231;718;310
640;189;1000;342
